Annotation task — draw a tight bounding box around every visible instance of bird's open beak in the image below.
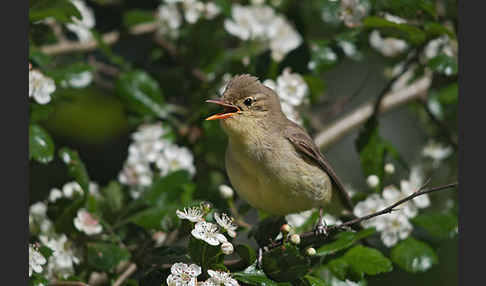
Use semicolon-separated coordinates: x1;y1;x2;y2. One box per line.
205;99;241;120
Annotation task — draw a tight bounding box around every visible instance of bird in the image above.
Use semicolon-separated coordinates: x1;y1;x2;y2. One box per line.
205;74;354;231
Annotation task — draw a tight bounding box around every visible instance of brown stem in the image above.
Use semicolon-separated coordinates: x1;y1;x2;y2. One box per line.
49;281;89;286
113;263;137;286
314;74;432;149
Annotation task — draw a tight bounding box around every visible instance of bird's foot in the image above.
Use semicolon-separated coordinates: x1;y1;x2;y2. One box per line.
314;208;329;237
257;247;268;269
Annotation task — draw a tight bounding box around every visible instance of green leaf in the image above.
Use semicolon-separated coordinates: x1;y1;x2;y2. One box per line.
234;263;288;286
327;258;350;281
128;207;172;230
145;246;188;265
424;22;456;39
123;9;155;28
30;103;53;123
235;244;257;266
317;228;376;256
29;0;81;23
390;238;438;273
116;70;169;118
58;147;90;196
427;53;458;76
29;124;54;164
141;170;191;206
304;275;330;286
411;212;458;239
343;245;393;276
86;242;131;271
370;0;436;19
103;181;124;214
262;244;311;282
355;118;386;183
29;46;52;67
54;198;84;233
363;17;426;46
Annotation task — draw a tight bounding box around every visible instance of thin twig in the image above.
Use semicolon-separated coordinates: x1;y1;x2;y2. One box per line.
228;199;252;229
113;263;137;286
266;182;457;250
314;73;432;149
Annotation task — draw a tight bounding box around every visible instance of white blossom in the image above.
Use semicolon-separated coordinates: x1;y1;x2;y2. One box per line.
204;2;221;20
167;262;201;286
338;41;359;58
214;213;237;238
40;234;80;279
422;141;453;166
182;0;205;24
29;69;56;105
191;221;227;246
62;71;93;88
62;182;83;198
382;185;418;218
156;2;182;37
48;188;63;203
176;207;204;222
400;167;430;209
224;4;301;62
221;242;234;255
369;30;408;57
380;212;413;247
353;194;387;230
156;144;196;177
290;234;301;245
306;247;317;256
384;163;395;174
366;174;380;188
152;231;168;246
219;184;234;199
73;208;103;235
207;270;239;286
66;0;95;42
29;244;47;277
30;202;47;217
383;13;407;24
339;0;370;28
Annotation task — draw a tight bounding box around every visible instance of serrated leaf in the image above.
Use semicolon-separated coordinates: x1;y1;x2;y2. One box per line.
327;258;350;281
262;244;311;282
234;263;288;286
128;207;172;230
343;245;393;276
86;242;131;271
363;17;426;46
355;118;386;183
29;0;82;23
29;124;54;164
424;22;456;39
317;228;376;256
427;53;458;76
188;237;223;270
411;212;458;239
116;70;169;118
141;170;191;206
58;147;90;195
390;238;438;273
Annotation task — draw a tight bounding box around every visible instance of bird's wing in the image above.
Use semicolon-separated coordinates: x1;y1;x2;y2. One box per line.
283;123;354;212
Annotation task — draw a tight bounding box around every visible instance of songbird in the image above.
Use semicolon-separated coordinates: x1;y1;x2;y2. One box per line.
206;74;353;231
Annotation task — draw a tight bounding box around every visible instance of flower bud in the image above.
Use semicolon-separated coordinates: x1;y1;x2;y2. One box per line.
366;175;380;188
384;163;395;174
280;224;291;234
218;184;234;199
305;247;316;256
290;234;301;245
221;242;234;255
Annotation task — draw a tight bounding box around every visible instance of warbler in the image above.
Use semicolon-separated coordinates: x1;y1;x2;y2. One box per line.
206;74;353;228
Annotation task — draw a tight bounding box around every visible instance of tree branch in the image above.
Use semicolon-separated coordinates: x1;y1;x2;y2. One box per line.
113;263;137;286
314;73;432;149
49;281;89;286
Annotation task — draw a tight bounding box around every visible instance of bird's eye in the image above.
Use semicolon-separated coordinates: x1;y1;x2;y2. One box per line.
244;98;253;106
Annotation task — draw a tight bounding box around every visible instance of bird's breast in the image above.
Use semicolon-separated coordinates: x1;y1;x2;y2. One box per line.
225;134;333;215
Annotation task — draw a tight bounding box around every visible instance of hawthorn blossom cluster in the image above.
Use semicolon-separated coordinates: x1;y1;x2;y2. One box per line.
29;68;56;105
118;122;196;198
224;3;302;62
422;141;453;167
263;68;309;124
66;0;95;42
167;263;239;286
176;206;237;255
339;0;371;28
354;167;430;247
156;0;221;38
29;244;47;277
369;30;409;57
29;181;103;280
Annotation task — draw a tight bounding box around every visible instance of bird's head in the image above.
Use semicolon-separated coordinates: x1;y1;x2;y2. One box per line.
205;74;284;136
